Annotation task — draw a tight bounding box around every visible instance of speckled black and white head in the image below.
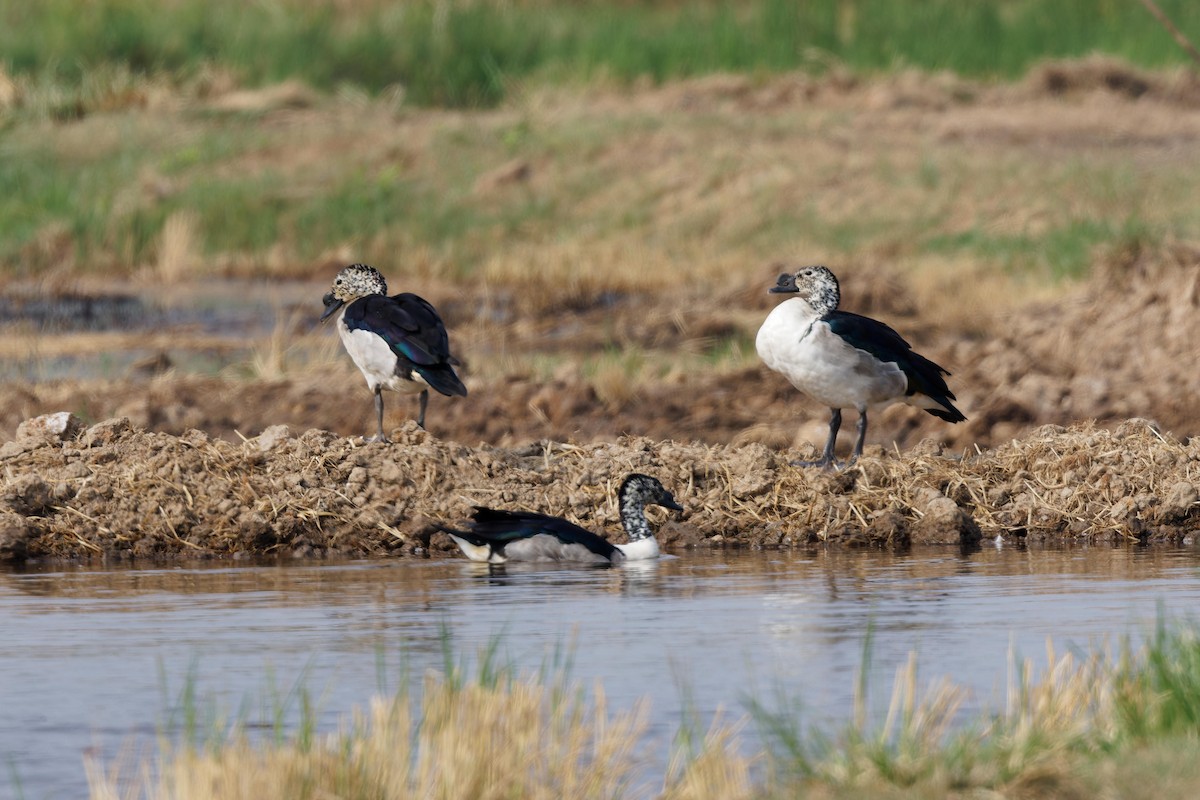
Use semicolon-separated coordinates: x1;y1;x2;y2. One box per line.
321;263;389;321
617;473;683;542
769;265;841;317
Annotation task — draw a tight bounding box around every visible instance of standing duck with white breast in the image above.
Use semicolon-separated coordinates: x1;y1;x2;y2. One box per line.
321;263;467;441
756;265;965;469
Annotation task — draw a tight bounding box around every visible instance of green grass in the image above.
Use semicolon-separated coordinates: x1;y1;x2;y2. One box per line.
0;129;146;271
0;110;564;275
0;107;1186;280
1;88;1193;281
3;0;1199;110
3;1;1199;281
924;216;1157;281
754;621;1200;798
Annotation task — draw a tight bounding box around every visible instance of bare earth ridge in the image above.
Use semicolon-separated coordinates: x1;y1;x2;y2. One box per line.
1;414;1197;564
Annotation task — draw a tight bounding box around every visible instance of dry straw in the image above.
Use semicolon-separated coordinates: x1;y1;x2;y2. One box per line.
2;415;1198;561
86;667;752;800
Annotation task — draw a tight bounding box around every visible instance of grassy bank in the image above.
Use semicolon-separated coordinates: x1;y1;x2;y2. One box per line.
4;0;1198;109
86;621;1200;799
4;2;1199;283
4;63;1196;282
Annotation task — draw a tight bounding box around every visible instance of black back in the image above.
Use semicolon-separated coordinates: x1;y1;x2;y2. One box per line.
453;507;620;560
343;293;467;397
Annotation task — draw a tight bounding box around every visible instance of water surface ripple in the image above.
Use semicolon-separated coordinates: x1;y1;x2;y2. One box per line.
4;545;1200;799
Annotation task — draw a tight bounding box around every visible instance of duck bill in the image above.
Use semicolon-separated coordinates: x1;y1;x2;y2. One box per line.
661;496;684;513
320;292;344;321
769;273;799;294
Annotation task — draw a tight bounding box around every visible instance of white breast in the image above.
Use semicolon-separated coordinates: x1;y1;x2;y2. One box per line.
337;311;427;395
616;537;660;561
756;299;907;411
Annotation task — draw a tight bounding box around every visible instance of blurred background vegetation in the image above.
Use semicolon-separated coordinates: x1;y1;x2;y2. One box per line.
3;0;1197;108
1;0;1197;327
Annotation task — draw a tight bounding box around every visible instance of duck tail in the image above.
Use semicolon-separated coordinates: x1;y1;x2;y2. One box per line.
924;398;966;423
418;364;468;398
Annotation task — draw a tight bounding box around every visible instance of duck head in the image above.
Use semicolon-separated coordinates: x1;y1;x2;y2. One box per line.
619;473;683;513
321;263;388;321
769;265;840;316
616;473;682;543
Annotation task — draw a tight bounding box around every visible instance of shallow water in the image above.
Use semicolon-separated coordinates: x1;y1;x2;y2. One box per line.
4;545;1200;799
0;280;319;381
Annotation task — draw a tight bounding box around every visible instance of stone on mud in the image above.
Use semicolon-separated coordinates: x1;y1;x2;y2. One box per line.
911;488;981;545
16;412;82;444
255;424;292;452
2;474;55;516
83;417;135;448
867;509;909;545
0;513;36;562
1163;481;1199;520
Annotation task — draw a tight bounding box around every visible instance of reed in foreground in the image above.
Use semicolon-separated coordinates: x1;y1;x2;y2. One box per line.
760;623;1200;799
87;622;1200;799
86;661;753;800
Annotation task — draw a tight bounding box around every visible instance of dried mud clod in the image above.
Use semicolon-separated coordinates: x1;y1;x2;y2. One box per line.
1;416;1198;564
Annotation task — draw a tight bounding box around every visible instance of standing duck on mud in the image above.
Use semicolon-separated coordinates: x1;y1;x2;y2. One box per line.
437;474;683;565
755;265;965;469
321;263;467;441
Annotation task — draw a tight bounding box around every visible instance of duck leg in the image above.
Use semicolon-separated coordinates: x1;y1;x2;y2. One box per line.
416;388;429;430
369;386;390;443
847;409;869;465
792;407;840;469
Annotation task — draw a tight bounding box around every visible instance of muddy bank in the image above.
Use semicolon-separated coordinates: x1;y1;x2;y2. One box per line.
1;414;1197;564
4;242;1200;454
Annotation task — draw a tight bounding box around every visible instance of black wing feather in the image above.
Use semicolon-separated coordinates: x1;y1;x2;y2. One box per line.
459;507;620;559
825;311;965;422
343;293;467;397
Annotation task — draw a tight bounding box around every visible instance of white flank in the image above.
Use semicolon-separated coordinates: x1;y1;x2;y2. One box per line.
337;310;428;395
449;535;504;564
756;298;908;411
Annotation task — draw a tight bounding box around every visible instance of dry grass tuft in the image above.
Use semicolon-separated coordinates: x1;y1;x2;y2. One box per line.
87;667;751;800
1020;54;1200;104
992;641;1118;784
480;240;692;316
586;349;647;411
0;66;20;109
771;628;1200;798
242;310;341;381
82;621;1200;800
662;715;755;800
154;211;201;284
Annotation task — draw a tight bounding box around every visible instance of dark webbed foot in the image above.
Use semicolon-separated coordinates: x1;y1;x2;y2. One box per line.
789;456;839;470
